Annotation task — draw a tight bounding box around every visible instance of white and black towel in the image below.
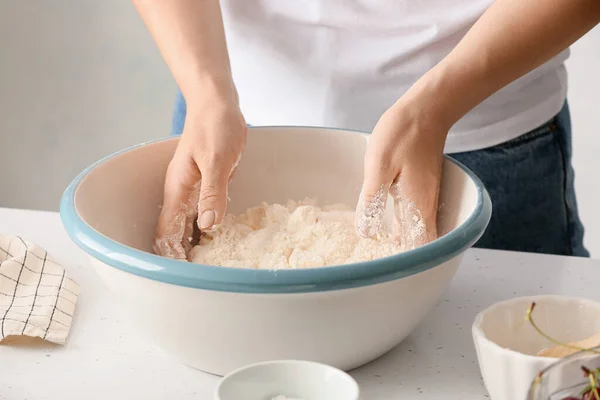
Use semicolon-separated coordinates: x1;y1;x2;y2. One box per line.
0;235;79;344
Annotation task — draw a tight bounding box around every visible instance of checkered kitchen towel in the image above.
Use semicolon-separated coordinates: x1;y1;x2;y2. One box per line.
0;235;79;344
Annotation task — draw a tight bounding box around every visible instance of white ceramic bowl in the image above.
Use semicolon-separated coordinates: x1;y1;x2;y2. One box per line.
472;295;600;400
61;126;491;376
215;360;359;400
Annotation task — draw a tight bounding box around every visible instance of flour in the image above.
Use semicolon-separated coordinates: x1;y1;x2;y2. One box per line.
189;199;405;269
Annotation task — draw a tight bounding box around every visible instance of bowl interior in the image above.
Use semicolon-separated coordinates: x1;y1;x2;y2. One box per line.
74;127;478;255
476;296;600;357
215;360;359;400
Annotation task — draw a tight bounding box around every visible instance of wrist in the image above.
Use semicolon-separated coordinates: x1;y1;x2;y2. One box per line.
388;74;456;144
396;59;485;133
181;73;238;110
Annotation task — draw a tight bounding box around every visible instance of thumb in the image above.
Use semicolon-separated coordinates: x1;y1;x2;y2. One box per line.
390;165;441;249
355;162;396;239
197;162;230;231
155;156;200;259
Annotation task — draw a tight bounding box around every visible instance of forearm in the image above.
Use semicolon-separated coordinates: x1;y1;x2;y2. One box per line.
132;0;235;107
405;0;600;128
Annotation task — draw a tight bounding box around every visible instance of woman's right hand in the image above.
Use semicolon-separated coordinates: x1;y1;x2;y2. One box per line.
154;96;247;260
132;0;246;259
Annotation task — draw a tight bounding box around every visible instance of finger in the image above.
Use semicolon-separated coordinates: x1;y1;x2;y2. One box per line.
154;156;201;259
196;159;231;231
153;207;187;260
355;159;396;239
390;166;441;250
181;181;201;254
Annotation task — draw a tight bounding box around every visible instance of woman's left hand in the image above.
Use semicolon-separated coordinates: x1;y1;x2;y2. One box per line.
354;0;600;250
355;96;449;249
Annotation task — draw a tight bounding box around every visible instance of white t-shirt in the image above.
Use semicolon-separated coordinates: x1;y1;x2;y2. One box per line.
220;0;569;153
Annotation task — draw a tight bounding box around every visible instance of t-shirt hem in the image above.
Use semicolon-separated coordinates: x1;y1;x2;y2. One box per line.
443;89;567;154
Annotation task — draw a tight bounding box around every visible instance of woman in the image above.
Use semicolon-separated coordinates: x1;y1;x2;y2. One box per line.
133;0;600;260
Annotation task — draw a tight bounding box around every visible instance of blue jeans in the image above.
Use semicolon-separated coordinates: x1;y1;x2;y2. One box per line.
451;102;588;257
171;92;589;257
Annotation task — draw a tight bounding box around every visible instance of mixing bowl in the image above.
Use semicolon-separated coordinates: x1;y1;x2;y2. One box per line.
60;126;491;376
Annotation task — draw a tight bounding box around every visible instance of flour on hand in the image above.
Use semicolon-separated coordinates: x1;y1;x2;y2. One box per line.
189;199;405;269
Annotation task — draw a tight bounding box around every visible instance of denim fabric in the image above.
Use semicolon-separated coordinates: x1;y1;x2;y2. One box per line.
450;102;588;257
172;91;187;136
171;93;588;257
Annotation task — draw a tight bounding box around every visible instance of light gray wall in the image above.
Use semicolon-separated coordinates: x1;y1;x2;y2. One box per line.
0;0;176;211
565;26;600;258
0;1;598;255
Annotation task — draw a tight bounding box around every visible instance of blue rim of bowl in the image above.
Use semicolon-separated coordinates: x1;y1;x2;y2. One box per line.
60;126;492;294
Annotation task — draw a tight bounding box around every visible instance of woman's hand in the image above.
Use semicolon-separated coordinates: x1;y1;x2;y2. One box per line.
354;0;600;248
154;97;246;260
131;0;242;259
355;96;448;249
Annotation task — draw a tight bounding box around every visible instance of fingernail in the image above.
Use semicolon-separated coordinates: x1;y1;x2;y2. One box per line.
199;210;216;230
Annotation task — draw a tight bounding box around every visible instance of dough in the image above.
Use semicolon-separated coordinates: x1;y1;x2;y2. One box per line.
189;199;404;269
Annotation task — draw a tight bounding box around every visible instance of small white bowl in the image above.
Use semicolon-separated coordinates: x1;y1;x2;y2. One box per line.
214;360;360;400
472;295;600;400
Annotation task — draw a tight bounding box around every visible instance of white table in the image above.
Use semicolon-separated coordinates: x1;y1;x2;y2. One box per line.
0;208;598;400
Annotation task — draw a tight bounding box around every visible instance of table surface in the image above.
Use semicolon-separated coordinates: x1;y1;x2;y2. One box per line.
0;207;598;400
